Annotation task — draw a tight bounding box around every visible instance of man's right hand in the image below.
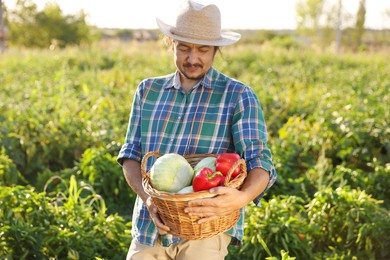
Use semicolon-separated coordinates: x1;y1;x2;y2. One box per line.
145;196;171;235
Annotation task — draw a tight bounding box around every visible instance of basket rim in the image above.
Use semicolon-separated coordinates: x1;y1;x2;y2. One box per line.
141;151;247;201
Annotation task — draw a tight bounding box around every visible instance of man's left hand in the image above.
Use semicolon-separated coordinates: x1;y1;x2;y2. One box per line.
184;186;248;224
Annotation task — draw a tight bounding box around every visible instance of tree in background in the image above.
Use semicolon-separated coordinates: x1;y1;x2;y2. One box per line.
334;0;342;53
296;0;325;38
6;0;95;48
0;0;7;52
295;0;332;50
295;0;373;52
354;0;366;51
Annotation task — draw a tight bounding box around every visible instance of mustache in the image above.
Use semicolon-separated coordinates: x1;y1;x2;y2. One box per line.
183;62;203;68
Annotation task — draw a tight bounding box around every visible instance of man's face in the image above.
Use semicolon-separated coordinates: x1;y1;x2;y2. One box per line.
173;40;217;85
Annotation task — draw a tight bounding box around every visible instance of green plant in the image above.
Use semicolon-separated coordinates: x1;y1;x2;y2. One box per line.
0;147;27;186
266;250;296;260
307;187;390;259
228;196;312;259
76;146;136;215
326;161;390;209
0;176;131;259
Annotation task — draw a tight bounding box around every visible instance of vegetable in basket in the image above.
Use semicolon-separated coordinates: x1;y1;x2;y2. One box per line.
193;157;216;174
192;167;224;192
177;185;194;194
215;153;241;179
150;153;194;192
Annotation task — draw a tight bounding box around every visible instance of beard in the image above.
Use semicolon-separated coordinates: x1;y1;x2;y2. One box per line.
180;62;205;81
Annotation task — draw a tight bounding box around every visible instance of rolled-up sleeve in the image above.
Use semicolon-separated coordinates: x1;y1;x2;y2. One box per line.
232;87;277;206
117;83;143;165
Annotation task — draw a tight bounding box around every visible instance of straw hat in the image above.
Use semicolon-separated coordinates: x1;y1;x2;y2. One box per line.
156;0;241;46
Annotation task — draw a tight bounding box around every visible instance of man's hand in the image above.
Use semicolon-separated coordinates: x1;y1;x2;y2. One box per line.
184;167;270;224
123;158;269;232
184;186;248;224
145;197;170;235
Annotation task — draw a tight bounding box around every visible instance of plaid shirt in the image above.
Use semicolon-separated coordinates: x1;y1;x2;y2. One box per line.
117;67;277;247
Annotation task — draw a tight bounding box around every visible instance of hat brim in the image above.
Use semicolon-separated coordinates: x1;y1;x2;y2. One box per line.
156;18;241;46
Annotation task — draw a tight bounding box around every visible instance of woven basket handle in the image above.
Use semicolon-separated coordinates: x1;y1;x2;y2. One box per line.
141;151;161;179
224;158;247;187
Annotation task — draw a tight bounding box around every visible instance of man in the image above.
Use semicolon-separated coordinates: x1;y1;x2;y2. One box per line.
117;1;277;259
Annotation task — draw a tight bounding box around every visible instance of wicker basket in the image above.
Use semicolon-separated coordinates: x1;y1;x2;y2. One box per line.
141;151;247;240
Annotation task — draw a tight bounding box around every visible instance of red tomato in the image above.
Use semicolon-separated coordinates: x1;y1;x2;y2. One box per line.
215;153;241;179
192;168;224;192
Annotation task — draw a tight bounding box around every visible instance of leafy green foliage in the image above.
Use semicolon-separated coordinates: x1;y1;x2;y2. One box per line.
228;196;312;259
307;187;390;259
0;176;131;259
0;147;27;186
76;146;137;215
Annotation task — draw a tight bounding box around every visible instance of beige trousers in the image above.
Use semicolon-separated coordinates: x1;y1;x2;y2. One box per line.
126;233;231;260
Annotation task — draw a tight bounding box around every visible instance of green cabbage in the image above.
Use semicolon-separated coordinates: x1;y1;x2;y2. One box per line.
150;153;194;192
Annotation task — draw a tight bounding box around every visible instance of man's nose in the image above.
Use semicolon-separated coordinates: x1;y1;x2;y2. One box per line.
187;50;200;63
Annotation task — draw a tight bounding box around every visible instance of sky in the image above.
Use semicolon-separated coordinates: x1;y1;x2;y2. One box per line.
3;0;390;30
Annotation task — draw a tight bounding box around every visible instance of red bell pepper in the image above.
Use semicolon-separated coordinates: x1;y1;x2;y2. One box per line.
215;153;241;179
219;175;226;186
192;168;224;192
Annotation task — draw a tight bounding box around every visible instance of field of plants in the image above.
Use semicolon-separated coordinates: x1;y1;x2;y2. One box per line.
0;40;389;259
